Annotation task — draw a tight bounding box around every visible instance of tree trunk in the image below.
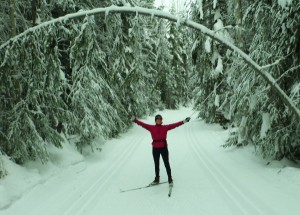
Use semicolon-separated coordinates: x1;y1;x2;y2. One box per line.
234;0;245;49
8;0;16;37
0;153;7;178
32;0;37;26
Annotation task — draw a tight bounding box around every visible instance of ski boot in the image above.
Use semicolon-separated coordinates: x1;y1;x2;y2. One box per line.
150;176;160;186
168;177;173;187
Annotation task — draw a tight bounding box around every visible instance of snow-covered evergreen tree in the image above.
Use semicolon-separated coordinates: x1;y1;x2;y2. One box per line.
224;0;300;160
189;0;300;160
68;16;126;152
1;0;299;173
154;19;173;108
0;0;182;164
0;23;71;163
166;7;189;108
190;0;231;124
103;14;152;116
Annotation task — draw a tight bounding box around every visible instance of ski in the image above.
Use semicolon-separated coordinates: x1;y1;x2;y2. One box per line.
168;183;173;197
120;181;168;193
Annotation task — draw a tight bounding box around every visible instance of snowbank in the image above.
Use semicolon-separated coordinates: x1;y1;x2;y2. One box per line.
0;136;104;210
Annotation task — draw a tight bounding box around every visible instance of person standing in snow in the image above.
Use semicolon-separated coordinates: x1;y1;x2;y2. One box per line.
131;114;191;185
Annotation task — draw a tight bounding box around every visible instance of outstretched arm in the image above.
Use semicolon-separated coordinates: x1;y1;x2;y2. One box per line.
166;121;184;131
166;117;191;131
133;118;153;131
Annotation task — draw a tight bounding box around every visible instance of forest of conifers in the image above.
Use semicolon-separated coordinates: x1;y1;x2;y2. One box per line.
0;0;299;178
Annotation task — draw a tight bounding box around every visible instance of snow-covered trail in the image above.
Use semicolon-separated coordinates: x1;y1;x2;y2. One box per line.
2;107;300;215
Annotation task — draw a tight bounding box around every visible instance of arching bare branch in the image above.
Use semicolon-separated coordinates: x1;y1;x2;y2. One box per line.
1;5;299;120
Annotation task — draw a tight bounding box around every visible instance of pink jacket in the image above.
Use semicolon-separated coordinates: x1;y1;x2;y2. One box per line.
134;119;184;148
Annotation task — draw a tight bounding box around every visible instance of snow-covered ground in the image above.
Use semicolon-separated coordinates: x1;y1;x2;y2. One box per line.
1;107;300;215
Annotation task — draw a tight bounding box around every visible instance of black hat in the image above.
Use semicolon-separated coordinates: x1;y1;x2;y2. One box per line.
155;114;162;120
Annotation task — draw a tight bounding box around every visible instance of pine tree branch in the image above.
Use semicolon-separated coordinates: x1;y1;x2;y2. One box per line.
276;64;300;82
1;5;300;120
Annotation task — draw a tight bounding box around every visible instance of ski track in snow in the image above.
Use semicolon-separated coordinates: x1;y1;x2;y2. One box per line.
2;107;300;215
62;134;146;215
186;123;277;215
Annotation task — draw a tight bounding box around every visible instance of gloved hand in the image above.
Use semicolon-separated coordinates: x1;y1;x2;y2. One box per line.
131;116;136;121
184;117;191;123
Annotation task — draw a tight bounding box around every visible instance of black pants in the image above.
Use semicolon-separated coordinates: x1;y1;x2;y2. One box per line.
152;147;172;178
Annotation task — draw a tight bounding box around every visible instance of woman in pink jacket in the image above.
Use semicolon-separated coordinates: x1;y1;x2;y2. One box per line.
132;114;190;185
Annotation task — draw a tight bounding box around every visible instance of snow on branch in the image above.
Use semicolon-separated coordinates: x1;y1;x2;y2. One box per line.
260;58;283;69
276;64;300;82
1;5;299;120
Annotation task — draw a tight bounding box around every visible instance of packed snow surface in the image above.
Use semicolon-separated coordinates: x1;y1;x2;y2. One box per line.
1;107;300;215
